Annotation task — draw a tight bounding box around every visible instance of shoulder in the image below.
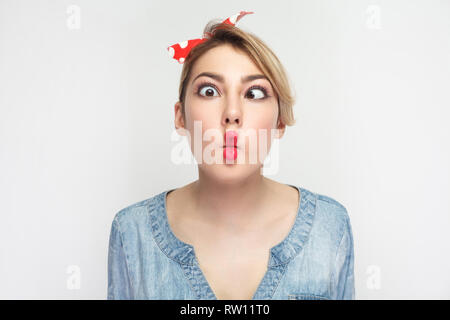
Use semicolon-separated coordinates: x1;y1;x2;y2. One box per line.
315;193;350;222
301;187;352;243
112;191;165;232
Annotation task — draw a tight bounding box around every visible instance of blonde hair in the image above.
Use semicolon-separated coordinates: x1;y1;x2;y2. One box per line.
178;20;296;126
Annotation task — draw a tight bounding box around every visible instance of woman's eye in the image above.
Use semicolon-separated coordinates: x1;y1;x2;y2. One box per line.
197;84;268;100
198;85;219;97
246;87;266;100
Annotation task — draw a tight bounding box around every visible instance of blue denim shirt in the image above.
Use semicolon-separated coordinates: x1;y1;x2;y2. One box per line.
107;185;355;300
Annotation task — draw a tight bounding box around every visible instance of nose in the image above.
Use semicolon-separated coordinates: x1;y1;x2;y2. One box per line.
222;100;242;126
225;114;240;125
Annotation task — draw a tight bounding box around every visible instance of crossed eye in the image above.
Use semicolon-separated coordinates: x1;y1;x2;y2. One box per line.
199;85;266;100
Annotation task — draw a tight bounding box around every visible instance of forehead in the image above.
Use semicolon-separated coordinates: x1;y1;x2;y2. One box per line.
191;44;262;78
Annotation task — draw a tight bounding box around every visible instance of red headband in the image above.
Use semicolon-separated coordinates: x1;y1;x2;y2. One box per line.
167;11;254;64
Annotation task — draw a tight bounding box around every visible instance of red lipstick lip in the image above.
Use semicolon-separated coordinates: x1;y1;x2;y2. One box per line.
224;130;239;148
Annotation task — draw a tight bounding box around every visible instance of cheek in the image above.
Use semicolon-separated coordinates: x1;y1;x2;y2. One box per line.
184;104;222;154
243;106;279;158
184;102;218;132
246;105;278;136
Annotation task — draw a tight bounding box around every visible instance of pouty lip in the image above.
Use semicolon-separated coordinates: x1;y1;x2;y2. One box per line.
223;130;239;148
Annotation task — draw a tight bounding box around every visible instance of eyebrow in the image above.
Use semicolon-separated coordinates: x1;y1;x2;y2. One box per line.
191;72;269;85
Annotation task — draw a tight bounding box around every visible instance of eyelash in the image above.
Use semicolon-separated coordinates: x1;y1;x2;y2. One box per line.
195;81;271;100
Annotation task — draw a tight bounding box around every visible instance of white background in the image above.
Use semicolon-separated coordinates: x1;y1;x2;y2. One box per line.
1;0;449;299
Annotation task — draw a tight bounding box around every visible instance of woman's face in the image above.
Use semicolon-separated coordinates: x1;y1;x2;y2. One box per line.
174;44;285;183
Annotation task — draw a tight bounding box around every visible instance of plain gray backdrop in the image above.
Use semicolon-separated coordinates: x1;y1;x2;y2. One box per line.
1;0;449;299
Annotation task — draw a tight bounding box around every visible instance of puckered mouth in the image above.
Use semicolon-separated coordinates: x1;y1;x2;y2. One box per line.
224;130;239;148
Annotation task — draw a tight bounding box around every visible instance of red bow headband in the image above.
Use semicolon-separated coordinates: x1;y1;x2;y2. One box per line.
167;11;254;64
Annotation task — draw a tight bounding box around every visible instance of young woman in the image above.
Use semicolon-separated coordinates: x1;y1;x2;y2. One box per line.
108;11;355;300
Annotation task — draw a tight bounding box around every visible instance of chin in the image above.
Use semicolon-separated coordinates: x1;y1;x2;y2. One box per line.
200;163;260;182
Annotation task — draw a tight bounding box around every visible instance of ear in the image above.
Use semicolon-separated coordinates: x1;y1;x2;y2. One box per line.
275;117;286;139
174;101;187;136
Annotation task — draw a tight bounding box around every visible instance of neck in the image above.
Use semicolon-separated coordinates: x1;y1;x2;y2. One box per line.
190;169;273;233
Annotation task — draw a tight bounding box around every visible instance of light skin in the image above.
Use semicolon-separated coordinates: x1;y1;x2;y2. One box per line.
172;43;290;237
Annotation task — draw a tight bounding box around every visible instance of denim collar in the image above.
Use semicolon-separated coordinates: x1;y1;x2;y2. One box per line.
148;184;317;268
